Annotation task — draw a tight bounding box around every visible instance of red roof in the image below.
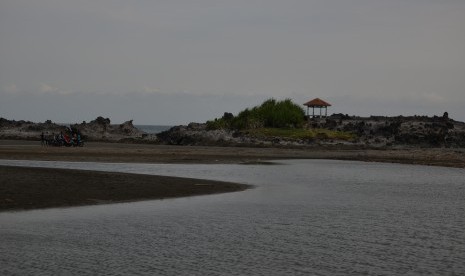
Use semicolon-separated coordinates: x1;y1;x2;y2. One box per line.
303;98;331;107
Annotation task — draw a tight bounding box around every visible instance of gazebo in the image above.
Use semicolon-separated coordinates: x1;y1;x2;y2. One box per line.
303;98;331;118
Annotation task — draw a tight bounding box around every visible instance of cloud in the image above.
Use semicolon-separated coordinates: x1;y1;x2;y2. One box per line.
3;84;18;94
423;93;447;104
141;86;161;94
38;83;71;95
39;83;59;93
135;86;227;97
1;1;464;123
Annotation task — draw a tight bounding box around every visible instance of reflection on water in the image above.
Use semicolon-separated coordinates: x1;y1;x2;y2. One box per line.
1;159;464;275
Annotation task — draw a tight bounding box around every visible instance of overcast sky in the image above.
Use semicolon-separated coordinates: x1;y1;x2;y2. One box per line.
1;0;464;125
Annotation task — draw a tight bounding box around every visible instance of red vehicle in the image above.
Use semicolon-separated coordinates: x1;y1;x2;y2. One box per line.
47;131;84;147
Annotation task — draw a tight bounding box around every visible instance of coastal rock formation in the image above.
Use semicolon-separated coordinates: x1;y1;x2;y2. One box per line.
0;118;66;140
0;117;147;142
156;114;465;148
322;113;465;148
157;122;317;147
71;117;146;141
156;123;236;146
2;114;464;147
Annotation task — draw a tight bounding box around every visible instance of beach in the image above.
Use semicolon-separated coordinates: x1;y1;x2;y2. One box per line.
1;140;464;211
1;140;464;167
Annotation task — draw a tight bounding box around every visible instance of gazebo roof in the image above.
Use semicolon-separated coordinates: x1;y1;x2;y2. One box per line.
303;98;331;107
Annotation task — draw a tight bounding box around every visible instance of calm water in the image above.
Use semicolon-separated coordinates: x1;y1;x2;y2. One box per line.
0;159;464;275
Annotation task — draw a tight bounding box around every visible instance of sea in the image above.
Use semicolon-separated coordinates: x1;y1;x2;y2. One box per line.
0;159;464;275
135;125;173;134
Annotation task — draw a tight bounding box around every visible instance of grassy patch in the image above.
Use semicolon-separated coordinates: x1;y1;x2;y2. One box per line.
247;128;356;141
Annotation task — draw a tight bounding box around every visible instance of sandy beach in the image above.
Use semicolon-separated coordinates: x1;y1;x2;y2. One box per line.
1;140;464;211
1;140;465;167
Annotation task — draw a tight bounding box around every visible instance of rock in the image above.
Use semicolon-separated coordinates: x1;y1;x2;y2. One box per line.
157;123;237;146
156;115;465;148
0;118;66;140
2;114;465;147
0;116;146;142
71;117;145;141
92;116;111;126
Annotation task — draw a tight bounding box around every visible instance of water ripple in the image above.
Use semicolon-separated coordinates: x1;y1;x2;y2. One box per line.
1;159;464;275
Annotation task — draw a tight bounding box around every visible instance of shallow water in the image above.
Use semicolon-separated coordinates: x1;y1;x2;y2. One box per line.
1;159;464;275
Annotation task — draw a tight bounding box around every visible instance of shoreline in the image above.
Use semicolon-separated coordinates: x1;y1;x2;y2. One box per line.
1;140;465;168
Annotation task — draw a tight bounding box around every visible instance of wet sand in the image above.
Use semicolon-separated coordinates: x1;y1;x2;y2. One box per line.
1;140;464;168
1;140;464;211
0;165;249;211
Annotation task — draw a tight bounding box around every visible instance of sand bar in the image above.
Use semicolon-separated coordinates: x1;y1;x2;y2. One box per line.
0;165;249;211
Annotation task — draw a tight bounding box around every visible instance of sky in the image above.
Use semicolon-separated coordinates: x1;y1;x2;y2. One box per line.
1;0;464;125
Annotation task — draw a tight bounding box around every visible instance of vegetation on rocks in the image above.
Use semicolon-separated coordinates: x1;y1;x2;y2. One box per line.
246;128;355;141
2;104;465;148
204;98;354;143
207;98;306;130
158;108;465;148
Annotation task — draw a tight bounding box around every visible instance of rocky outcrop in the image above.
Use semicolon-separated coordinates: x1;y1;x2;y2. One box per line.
0;117;147;142
0;118;66;140
70;117;146;141
156;114;465;148
2;114;464;147
321;113;465;147
157;122;330;147
156;123;236;146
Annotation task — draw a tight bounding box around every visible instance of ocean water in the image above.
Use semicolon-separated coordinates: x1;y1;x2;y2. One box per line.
0;159;464;275
135;125;173;134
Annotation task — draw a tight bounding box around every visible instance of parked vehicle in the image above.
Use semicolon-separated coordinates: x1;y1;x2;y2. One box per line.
45;131;84;147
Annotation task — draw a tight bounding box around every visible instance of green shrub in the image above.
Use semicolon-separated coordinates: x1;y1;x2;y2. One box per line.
206;112;235;130
208;98;305;130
